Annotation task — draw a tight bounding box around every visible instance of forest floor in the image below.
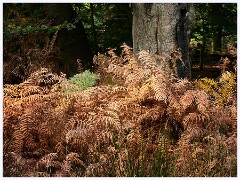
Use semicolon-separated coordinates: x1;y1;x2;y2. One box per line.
191;59;221;80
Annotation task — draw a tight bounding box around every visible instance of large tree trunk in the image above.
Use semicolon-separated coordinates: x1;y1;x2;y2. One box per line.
45;3;93;77
132;3;194;78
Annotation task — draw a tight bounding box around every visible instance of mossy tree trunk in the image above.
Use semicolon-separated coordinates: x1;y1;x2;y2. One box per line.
132;3;194;78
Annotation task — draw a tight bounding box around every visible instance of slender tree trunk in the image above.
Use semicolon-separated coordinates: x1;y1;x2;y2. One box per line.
132;3;194;78
212;26;222;52
211;3;224;53
90;3;98;55
199;18;206;71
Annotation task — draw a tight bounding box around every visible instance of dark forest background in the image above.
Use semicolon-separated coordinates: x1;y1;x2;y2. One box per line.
3;3;237;83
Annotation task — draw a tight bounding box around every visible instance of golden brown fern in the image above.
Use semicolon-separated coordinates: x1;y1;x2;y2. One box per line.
4;44;237;177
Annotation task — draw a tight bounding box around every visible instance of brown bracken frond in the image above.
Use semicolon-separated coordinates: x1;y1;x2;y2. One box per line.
4;44;236;177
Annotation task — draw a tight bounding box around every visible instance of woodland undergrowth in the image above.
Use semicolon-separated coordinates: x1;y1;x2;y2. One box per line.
3;44;237;177
3;30;61;84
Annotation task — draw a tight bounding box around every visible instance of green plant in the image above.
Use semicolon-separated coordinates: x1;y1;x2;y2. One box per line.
64;70;98;92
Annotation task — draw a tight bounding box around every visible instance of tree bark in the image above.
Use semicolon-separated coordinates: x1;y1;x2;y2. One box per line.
45;3;93;77
132;3;194;78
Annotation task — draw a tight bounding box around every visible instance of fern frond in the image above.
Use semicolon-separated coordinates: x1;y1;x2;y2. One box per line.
36;153;61;173
148;75;168;103
65;152;86;169
138;50;159;73
179;90;196;112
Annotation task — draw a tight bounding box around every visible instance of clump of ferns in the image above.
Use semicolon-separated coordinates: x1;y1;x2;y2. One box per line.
3;68;68;154
3;99;24;154
105;45;187;105
107;45;235;126
93;53;115;85
173;130;237;176
4;68;67;101
7;93;67;158
104;45;190;132
60;84;154;176
107;45;236;173
170;91;236;177
65;87;131;146
93;44;134;86
102;46;176;165
4;84;41;98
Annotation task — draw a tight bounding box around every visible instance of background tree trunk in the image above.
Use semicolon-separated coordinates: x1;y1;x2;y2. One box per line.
45;3;93;77
132;3;194;78
90;3;98;55
212;26;222;52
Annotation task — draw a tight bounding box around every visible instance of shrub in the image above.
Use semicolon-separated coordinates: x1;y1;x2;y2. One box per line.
63;70;98;92
196;71;236;107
